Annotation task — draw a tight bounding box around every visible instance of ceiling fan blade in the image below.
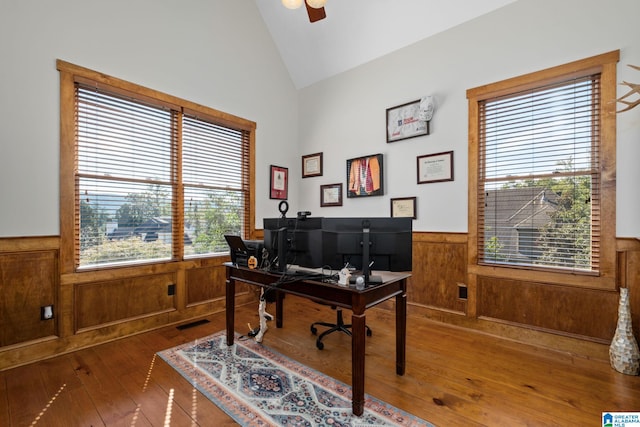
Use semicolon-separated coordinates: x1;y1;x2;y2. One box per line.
305;3;326;23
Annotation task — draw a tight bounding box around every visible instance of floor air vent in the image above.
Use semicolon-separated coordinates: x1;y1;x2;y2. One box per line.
176;319;210;330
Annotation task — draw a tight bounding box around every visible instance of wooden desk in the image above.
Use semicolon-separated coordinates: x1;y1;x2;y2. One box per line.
225;264;409;416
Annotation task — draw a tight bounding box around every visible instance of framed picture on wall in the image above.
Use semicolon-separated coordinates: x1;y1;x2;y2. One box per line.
269;165;288;199
390;197;417;219
320;183;343;207
302;152;323;178
386;99;430;143
346;153;384;198
417;151;454;184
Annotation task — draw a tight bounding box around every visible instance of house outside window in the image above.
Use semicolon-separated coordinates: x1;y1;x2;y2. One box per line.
484;187;558;265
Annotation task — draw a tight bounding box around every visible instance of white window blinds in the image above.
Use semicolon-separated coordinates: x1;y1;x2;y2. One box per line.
182;114;250;256
478;75;601;272
76;84;177;267
75;84;250;268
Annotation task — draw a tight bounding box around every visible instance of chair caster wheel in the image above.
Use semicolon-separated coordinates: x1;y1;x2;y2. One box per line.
310;326;318;335
316;340;324;350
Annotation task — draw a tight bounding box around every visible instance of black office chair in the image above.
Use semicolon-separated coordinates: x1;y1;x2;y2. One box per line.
310;306;372;350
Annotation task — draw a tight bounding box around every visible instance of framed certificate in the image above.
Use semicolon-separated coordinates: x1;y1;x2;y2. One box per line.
302;152;323;178
390;197;417;219
320;183;342;207
417;151;454;184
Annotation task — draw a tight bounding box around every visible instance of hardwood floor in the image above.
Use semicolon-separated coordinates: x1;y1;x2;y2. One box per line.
2;296;639;426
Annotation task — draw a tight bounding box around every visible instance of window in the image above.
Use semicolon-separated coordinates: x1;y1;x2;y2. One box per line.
58;60;255;270
467;52;618;284
182;113;250;257
480;77;600;271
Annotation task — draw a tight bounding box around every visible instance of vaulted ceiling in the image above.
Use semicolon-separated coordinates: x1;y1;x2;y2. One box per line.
255;0;518;89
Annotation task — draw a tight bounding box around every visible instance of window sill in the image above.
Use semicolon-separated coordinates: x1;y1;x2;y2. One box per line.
468;263;616;291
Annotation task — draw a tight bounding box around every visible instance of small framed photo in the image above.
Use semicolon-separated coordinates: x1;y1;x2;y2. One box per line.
417;151;454;184
302;152;323;178
391;197;417;219
320;183;343;207
269;165;288;200
386;99;430;143
346;153;384;198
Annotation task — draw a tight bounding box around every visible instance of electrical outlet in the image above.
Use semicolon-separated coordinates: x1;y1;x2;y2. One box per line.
457;283;468;300
41;305;54;320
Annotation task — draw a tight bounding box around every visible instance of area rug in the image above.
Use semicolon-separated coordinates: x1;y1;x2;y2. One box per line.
157;330;433;426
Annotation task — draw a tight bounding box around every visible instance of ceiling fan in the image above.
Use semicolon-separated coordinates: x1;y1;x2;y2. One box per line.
282;0;327;23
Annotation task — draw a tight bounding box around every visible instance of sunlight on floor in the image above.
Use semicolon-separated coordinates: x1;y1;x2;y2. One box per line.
164;388;174;426
191;387;198;426
30;383;66;426
143;354;156;392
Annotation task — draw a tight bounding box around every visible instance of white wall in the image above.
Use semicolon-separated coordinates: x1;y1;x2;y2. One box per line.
2;0;640;238
298;0;640;237
0;0;298;236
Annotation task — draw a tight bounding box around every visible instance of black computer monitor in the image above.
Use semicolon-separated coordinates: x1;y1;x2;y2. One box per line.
322;217;412;283
263;217;324;272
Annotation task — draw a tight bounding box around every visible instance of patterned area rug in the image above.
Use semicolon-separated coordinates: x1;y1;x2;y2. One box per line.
158;331;433;426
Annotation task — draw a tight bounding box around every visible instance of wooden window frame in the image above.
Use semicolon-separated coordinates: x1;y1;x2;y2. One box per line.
57;60;256;273
466;51;619;290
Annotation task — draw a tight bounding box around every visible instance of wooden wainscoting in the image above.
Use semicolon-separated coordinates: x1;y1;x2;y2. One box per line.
618;238;640;336
0;237;254;371
1;233;639;370
476;276;618;342
0;237;59;348
407;232;640;361
185;259;233;306
75;273;177;332
408;232;468;314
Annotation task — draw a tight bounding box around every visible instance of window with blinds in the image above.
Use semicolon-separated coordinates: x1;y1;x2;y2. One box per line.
477;75;601;272
74;83;251;268
183;114;250;256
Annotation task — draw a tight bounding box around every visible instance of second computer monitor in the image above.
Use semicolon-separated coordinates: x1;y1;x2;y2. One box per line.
321;217;413;273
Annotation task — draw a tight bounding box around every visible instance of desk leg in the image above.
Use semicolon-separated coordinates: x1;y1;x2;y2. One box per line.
396;291;406;375
226;274;235;346
351;312;366;417
276;290;284;328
